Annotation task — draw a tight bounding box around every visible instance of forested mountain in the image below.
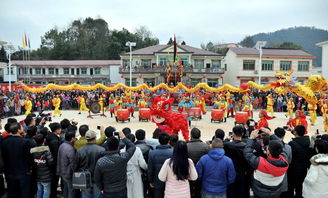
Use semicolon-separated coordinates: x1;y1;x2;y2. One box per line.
246;27;328;66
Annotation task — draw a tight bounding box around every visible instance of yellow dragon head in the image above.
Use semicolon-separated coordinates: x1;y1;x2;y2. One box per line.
273;70;294;87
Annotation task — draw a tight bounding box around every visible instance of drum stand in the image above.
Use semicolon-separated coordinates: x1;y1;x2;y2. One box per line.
87;108;107;119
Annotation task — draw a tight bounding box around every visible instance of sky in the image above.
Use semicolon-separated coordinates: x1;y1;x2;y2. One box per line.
0;0;327;50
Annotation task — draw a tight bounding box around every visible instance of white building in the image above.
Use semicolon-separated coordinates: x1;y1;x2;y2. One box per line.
10;60;121;85
223;47;315;86
316;40;328;79
119;44;224;86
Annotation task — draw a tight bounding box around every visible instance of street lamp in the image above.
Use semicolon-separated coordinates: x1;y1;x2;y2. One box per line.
125;41;136;88
255;41;267;85
3;43;16;92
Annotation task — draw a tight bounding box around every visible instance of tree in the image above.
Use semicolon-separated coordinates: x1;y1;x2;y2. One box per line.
240;36;255;47
181;41;186;45
167;38;173;45
201;42;215;52
270;42;303;49
0;46;7;62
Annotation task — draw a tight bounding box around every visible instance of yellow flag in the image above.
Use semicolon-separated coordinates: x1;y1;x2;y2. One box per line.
22;37;26;48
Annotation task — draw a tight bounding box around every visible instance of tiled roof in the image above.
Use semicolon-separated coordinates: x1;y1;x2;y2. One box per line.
122;44;221;56
11;60;121;66
229;47;315;58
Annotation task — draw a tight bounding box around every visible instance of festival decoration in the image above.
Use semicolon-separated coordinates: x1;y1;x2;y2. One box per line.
150;97;189;141
17;71;328;104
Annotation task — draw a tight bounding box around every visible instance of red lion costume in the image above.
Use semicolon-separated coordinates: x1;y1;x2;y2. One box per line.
150;97;190;141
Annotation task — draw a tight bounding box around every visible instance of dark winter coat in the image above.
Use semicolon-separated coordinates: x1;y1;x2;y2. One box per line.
30;145;54;182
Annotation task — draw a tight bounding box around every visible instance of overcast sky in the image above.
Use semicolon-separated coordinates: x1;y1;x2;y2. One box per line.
0;0;327;50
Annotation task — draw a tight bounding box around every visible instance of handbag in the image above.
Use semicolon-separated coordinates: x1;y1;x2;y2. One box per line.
72;170;92;189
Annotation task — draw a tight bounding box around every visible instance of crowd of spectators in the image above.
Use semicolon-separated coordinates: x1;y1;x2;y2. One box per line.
0;112;327;198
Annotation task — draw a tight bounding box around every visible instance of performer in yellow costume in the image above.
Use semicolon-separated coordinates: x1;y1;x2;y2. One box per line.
308;102;317;126
266;94;274;117
242;94;253;119
138;97;148;108
24;96;32;115
98;95;106;111
78;95;89;114
322;99;328;132
218;96;228;122
285;98;295;119
52;95;62;116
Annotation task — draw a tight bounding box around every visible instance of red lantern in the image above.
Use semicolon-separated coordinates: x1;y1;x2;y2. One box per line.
121;75;124;78
202;75;206;79
138;74;142;79
240;83;249;90
236;76;240;79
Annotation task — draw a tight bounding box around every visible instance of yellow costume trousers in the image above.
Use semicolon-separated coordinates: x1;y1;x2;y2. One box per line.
267;105;274;117
324;115;328;132
285;109;294;119
54;105;61;116
79;104;89;112
25;107;32;115
309;110;317;125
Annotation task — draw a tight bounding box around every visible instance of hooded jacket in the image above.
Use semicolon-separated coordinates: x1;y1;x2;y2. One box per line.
244;139;289;197
302;154;328;198
30;145;54;182
288;136;312;182
196;148;236;196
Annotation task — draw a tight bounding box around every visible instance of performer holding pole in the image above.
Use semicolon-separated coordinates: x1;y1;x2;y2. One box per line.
78;95;89;114
285;98;295;119
287;110;308;134
24;96;33;115
98;94;106;111
218;95;228;122
108;94;115;117
180;97;195;126
308;102;317;126
322;99;328;132
52;94;62;117
266;94;275;117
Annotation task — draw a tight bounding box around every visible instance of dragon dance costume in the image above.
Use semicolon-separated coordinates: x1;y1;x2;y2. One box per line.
52;96;61;116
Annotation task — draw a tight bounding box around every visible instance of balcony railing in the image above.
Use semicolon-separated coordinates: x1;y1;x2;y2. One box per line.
119;65;224;74
17;74;109;78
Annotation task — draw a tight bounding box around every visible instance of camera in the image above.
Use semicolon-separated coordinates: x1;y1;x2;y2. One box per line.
97;126;101;130
36;112;52;125
113;131;120;136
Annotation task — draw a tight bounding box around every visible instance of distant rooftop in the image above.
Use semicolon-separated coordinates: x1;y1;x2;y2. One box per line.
229;47;315;58
122;44;222;56
11;60;121;66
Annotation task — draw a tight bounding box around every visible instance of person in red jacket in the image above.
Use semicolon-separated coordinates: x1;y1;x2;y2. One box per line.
255;110;274;130
287;110;308;134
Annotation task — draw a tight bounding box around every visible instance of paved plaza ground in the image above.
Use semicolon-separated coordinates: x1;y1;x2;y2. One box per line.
3;109;325;142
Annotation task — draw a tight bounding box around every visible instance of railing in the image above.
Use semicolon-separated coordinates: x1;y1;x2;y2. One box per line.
17;74;109;78
119;65;224;74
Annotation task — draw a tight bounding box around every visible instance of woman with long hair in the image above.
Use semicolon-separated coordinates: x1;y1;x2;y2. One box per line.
158;140;198;198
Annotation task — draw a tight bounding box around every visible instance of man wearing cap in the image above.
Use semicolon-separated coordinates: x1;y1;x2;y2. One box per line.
75;130;105;198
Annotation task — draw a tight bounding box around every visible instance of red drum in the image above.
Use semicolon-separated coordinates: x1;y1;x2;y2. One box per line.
117;109;130;122
211;110;224;122
235;112;249;124
191;108;201;117
139;108;151;121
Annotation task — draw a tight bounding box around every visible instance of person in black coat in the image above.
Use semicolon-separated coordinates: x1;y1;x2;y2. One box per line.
31;134;54;198
2;122;33;198
224;125;252;198
285;125;313;198
46;122;62;198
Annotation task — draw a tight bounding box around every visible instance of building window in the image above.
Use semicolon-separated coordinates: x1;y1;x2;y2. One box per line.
63;68;69;75
81;68;87;75
42;68;46;75
77;68;80;75
125;78;137;86
141;59;151;68
55;68;59;75
280;61;291;71
159;57;167;66
194;60;204;69
6;67;14;75
207;79;218;87
144;78;155;85
191;78;202;86
49;68;54;75
22;68;28;75
35;68;41;75
95;67;101;75
243;60;255;70
178;56;189;65
262;60;273;71
123;60;130;67
71;68;75;75
212;60;221;68
298;61;309;71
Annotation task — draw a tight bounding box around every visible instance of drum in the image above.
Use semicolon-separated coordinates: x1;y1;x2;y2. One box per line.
117;109;130;122
139;108;151;121
191;108;201;117
235;112;249;124
90;102;101;114
211;109;224;122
